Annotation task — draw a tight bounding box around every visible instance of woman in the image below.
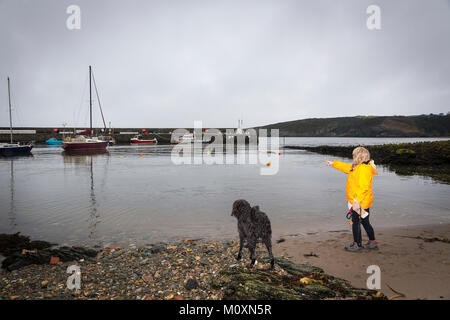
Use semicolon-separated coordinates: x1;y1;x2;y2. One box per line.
327;147;379;252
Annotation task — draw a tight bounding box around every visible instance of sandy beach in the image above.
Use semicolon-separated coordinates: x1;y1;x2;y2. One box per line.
273;223;450;300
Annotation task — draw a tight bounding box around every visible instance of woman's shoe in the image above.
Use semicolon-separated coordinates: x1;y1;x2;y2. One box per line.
345;242;363;252
363;241;379;250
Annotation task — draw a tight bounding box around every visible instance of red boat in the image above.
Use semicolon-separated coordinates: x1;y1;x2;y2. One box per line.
130;135;158;144
62;136;108;151
62;66;108;153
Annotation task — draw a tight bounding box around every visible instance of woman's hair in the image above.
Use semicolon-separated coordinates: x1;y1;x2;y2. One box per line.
352;147;370;165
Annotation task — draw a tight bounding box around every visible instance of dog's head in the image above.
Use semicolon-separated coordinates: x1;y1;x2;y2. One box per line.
231;199;251;219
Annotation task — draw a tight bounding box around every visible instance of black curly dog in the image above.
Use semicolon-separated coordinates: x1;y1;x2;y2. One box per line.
231;199;275;269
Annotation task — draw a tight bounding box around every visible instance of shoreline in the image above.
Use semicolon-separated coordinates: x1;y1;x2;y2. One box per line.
284;140;450;184
273;223;450;300
1;223;449;300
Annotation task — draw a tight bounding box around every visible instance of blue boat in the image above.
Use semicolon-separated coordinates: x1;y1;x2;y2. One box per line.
0;77;33;156
46;138;63;145
0;143;33;155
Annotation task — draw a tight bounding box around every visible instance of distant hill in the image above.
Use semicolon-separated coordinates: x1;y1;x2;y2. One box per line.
256;114;450;137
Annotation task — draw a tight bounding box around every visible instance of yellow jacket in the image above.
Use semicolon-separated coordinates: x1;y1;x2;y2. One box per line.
332;161;378;209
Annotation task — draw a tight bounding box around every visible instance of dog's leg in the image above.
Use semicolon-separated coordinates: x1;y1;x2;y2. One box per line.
264;238;275;270
248;238;257;267
236;236;244;261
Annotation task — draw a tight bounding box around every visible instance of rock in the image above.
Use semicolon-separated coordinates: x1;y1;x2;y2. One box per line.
274;258;324;277
0;233;54;256
150;243;166;254
2;245;98;271
106;246;123;251
49;257;59;265
185;278;199;290
299;277;323;285
222;240;234;247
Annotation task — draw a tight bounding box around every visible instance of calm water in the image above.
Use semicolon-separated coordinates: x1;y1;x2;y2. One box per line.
1;137;449;247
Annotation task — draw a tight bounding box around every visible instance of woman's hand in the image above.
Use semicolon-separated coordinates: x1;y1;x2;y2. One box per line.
353;200;361;213
326;161;333;166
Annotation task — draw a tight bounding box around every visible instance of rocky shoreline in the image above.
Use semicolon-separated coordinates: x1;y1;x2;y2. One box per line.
285;140;450;183
0;234;384;300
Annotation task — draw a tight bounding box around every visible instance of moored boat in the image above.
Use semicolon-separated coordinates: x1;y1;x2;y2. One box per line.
62;135;108;151
131;134;157;144
45;138;63;145
62;66;108;153
0;77;33;156
172;132;208;144
0;143;33;155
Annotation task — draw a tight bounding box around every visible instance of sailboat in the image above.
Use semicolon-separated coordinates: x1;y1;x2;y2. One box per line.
62;66;108;152
0;77;33;156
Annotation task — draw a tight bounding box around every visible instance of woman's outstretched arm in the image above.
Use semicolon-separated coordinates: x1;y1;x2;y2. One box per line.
327;160;352;174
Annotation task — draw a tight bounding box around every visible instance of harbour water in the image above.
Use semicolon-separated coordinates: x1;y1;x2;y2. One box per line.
0;137;449;247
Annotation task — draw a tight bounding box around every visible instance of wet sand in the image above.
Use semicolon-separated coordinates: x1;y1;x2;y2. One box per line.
273;223;450;300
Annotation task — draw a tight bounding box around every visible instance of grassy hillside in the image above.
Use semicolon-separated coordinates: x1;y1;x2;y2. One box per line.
257;114;450;137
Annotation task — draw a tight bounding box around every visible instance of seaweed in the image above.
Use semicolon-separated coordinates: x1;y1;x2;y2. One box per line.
218;258;385;300
0;233;97;271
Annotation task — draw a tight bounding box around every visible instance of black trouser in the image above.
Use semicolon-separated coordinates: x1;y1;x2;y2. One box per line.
351;208;375;245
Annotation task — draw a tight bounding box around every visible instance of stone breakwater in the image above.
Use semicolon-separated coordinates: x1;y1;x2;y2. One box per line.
0;127;260;144
0;127;176;144
0;234;384;300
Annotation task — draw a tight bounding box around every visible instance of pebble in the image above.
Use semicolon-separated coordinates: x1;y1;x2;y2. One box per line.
185;278;199;290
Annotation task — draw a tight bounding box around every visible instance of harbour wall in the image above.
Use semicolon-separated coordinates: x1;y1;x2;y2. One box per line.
0;127;260;144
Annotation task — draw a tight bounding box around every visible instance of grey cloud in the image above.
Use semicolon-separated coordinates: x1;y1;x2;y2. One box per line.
0;0;449;128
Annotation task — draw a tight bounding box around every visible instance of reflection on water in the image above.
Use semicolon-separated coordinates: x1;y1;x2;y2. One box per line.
62;151;110;245
8;160;15;229
0;138;449;247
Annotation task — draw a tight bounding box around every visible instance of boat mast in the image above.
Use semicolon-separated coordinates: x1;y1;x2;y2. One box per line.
91;71;107;133
7;77;12;143
89;65;92;137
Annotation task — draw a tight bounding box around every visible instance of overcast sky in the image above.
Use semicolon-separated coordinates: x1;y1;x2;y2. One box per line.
0;0;449;128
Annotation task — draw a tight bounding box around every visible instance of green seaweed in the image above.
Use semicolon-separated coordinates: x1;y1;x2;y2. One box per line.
395;148;415;155
218;258;385;300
